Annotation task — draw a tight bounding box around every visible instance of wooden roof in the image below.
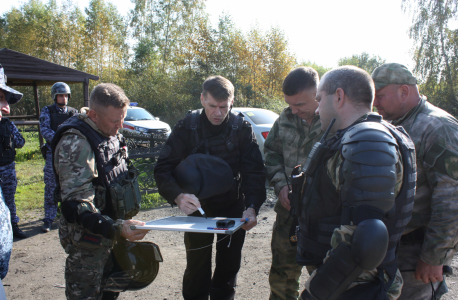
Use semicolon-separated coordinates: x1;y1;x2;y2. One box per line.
0;48;99;86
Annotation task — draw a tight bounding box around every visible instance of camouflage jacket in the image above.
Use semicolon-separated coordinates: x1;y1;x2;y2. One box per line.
0;188;12;280
263;107;322;212
392;97;458;266
53;113;101;206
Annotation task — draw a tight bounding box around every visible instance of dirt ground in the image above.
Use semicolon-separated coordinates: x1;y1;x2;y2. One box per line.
3;189;458;300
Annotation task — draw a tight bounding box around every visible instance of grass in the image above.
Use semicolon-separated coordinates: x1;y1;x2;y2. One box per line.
13;128;167;219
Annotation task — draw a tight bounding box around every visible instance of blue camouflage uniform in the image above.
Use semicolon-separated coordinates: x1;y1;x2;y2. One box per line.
0;120;25;225
0;187;12;280
40;104;76;223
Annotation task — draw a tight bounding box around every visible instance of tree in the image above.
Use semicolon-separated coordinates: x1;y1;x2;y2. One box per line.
338;52;386;74
403;0;458;115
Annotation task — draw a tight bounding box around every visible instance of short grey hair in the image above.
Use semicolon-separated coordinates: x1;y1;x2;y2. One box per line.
89;83;130;110
320;66;374;107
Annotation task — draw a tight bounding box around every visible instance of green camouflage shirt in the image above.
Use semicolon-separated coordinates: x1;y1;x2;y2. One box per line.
263;107;322;212
54;113;103;208
392;97;458;266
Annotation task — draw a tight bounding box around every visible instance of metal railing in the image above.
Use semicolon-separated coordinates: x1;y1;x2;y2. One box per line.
120;129;168;194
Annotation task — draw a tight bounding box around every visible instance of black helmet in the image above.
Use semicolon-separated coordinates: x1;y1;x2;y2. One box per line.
172;153;234;199
103;240;163;292
51;82;71;102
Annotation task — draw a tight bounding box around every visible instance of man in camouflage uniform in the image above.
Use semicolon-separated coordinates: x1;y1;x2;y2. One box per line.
372;63;458;300
52;83;148;300
0;65;26;239
264;67;323;300
39;82;77;232
298;66;415;300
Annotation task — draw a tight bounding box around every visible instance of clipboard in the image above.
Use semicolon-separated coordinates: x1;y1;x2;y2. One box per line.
130;216;245;234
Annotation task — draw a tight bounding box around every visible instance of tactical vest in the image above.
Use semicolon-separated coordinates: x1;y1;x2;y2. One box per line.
47;104;78;132
297;115;416;287
51;116;141;220
0;118;15;166
184;109;244;203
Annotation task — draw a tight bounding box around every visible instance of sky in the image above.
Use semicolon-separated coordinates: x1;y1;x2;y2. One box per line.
1;0;415;69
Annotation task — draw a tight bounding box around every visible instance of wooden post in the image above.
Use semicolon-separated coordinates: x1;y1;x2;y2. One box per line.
83;78;89;108
33;81;44;147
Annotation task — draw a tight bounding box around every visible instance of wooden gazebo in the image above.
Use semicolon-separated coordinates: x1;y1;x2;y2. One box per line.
0;48;99;145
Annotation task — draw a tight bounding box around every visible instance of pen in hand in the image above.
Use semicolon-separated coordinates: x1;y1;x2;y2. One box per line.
196;206;207;218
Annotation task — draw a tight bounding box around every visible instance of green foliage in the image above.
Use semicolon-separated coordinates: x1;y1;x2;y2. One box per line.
403;0;458;116
15;130;43;162
15;158;45;219
141;193;168;210
338;52;386;74
1;0;298;123
298;60;331;78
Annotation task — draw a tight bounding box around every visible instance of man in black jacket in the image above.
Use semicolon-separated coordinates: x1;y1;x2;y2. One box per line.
154;75;266;300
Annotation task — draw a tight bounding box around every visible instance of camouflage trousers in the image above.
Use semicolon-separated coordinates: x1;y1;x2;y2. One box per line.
398;243;449;300
269;203;304;300
0;163;19;224
60;216;116;300
43;151;58;223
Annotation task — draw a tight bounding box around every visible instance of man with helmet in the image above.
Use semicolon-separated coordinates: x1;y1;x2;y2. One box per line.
154;75;266;300
297;66;416;300
0;64;26;239
39;82;78;232
52;83;153;300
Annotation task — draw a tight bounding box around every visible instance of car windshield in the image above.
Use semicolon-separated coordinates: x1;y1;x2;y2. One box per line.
241;110;278;125
125;108;155;121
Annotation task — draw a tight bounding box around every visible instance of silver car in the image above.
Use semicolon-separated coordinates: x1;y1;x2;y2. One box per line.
123;104;172;136
232;107;279;160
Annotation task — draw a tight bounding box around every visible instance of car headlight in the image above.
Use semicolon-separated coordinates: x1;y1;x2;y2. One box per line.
134;126;148;133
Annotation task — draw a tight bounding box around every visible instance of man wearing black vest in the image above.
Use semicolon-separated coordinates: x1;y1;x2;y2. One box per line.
39;82;78;233
0;64;26;239
154;75;266;300
297;66;416;300
52;83;149;299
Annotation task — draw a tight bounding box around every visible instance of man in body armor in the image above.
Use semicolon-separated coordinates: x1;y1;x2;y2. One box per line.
154;75;266;300
372;63;458;300
52;83;149;300
39;82;78;232
264;67;323;300
297;66;416;300
0;65;26;239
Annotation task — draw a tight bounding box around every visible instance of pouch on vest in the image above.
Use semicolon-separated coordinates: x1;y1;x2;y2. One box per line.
110;164;142;219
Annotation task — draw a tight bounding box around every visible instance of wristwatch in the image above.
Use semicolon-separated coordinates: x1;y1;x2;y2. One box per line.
114;219;124;242
247;204;259;215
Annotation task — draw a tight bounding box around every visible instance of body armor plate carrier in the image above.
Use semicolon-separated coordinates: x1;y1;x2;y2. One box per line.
0;118;15;166
51;116;142;220
297;114;416;293
183;109;245;204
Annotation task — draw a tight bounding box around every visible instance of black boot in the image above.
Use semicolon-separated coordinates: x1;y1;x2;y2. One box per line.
12;223;27;239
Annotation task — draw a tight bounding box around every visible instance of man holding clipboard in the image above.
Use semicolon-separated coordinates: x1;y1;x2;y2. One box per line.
154;75;266;300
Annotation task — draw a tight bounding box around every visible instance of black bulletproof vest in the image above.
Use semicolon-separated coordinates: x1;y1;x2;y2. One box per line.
297;116;416;287
184;109;244;203
47;104;78;132
52;116;129;216
0;118;15;166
